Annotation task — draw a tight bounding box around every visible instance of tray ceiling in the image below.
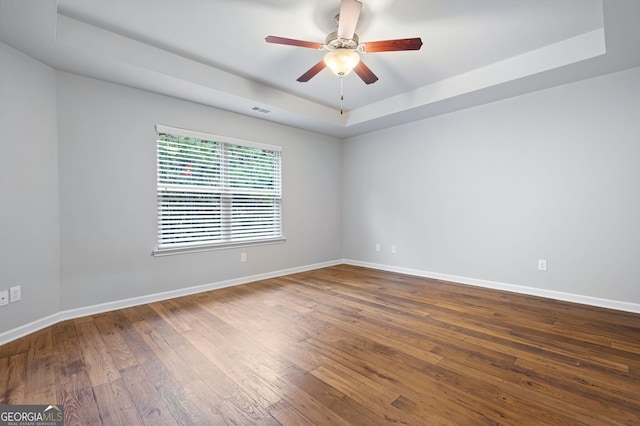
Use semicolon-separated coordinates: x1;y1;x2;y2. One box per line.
1;0;639;137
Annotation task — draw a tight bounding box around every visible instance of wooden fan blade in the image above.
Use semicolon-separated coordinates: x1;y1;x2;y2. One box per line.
353;61;378;85
337;0;362;40
362;38;423;53
297;60;327;82
265;36;323;50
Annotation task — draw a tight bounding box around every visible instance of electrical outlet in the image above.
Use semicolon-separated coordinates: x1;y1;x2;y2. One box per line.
241;252;247;262
10;285;21;302
0;290;8;307
375;243;381;252
391;245;397;254
537;259;548;272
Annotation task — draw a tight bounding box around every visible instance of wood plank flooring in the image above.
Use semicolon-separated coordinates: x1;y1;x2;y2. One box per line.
1;264;640;425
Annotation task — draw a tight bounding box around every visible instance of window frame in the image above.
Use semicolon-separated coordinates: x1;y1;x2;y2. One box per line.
152;125;285;256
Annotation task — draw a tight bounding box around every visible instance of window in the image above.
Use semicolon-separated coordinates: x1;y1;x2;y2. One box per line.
154;125;283;255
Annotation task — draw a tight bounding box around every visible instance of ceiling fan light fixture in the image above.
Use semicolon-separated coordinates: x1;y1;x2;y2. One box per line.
324;49;360;76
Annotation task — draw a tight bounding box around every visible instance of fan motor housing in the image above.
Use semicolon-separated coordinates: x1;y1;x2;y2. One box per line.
326;31;359;50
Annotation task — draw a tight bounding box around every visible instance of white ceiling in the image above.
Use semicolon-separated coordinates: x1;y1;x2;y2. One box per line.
1;0;640;137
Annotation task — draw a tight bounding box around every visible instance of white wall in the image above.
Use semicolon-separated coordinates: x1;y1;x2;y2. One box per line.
343;66;640;306
0;41;60;333
56;72;342;310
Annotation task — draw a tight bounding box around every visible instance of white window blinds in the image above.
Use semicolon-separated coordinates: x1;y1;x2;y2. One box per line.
155;125;283;254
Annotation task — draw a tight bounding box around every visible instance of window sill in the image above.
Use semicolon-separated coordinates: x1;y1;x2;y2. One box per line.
152;237;286;257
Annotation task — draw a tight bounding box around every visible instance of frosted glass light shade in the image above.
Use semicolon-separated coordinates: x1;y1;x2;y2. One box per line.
323;50;360;76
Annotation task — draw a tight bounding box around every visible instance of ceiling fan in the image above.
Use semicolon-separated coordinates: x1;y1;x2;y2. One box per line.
265;0;423;86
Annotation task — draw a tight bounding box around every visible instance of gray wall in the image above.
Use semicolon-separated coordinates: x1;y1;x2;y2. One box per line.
343;66;640;304
0;41;61;333
3;39;640;339
56;72;342;310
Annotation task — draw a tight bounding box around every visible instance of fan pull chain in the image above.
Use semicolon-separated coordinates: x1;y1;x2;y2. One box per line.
340;76;344;115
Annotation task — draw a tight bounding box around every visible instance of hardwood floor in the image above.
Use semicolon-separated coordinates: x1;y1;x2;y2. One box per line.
1;264;640;425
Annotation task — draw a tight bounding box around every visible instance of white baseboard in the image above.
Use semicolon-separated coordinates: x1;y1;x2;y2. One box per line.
343;259;640;314
0;259;342;346
3;258;638;346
